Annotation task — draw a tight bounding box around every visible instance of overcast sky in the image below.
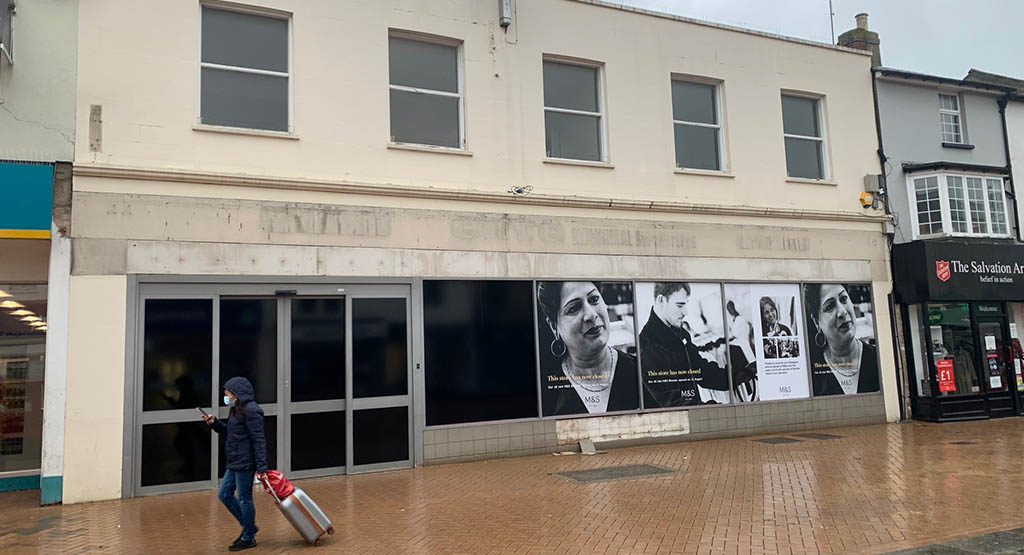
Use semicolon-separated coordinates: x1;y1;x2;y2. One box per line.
616;0;1023;80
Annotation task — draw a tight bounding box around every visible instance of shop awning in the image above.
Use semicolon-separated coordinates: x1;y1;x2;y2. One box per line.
893;239;1024;303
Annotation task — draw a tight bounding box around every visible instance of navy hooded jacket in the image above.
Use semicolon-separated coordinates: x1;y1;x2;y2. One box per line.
210;376;268;473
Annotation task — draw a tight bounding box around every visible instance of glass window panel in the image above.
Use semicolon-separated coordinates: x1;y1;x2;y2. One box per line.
545;111;601;161
941;113;962;143
979;322;1008;393
987;179;1008;235
220;299;277;404
674;124;720;170
353;407;409;465
671;81;716;124
946;176;968;233
201;7;288;73
781;95;820;137
967;177;988;234
914;177;942;235
926;303;980;396
352;298;408;398
543;61;598;112
388;37;458;93
291;298;345;403
939;94;959;111
218;415;277;478
0;284;46;473
784;137;823;179
201;68;288;131
143;299;212;412
389;89;460;148
291;411;344;471
423;281;538;426
141;422;211;487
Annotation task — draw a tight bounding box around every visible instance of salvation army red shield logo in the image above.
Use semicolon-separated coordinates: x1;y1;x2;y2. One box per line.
936;260;951;282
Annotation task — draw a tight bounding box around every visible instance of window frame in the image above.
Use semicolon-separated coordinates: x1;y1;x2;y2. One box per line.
780;91;830;181
197;2;294;133
541;55;608;163
938;92;964;144
387;29;466;151
670;75;727;172
908;172;1011;239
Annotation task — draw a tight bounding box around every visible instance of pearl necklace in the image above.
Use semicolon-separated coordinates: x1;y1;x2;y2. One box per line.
824;342;862;378
562;347;617;392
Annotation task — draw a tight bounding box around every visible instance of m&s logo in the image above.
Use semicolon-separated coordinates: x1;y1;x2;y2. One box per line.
936;260;951;282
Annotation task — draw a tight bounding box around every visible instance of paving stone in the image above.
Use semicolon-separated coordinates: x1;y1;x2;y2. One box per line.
2;420;1024;554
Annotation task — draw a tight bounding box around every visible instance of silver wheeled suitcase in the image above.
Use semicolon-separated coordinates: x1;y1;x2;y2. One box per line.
261;477;335;546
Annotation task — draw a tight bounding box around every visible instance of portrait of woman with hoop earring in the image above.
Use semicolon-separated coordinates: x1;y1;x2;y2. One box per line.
536;281;639;416
804;283;880;396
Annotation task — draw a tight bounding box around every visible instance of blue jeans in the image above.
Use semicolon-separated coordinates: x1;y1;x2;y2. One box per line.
218;469;257;541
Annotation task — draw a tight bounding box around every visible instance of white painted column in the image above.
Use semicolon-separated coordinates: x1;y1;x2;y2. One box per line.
39;222;70;505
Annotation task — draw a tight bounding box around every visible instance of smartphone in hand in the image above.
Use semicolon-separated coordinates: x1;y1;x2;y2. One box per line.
197;407;213;423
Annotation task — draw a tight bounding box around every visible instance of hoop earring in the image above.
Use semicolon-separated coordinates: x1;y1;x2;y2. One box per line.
815;329;827;348
550;336;567;358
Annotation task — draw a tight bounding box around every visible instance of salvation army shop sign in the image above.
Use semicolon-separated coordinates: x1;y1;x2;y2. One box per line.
893;240;1024;302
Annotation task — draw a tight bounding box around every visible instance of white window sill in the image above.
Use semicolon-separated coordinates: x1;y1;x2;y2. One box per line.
918;232;1014;240
193;124;299;140
543;157;614;169
387;142;472;156
786;176;837;186
674;168;735;178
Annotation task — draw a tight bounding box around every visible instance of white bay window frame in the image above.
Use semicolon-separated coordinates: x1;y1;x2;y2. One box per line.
908;172;1011;239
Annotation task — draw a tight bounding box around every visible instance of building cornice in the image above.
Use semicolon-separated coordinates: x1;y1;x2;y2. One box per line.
72;164;890;224
568;0;871;57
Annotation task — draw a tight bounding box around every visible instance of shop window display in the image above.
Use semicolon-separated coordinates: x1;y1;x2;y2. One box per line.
0;284;46;474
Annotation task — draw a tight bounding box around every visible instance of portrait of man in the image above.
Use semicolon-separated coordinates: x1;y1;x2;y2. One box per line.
638;282;731;408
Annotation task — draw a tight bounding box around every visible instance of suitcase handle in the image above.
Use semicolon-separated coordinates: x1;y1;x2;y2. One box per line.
258;475;282;505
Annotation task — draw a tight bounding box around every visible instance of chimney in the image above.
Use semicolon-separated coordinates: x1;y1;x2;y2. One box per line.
837;12;881;67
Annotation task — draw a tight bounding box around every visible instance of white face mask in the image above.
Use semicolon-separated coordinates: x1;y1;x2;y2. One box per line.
224;395;235;407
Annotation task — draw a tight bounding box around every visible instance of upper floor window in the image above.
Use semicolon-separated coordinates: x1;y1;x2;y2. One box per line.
671;79;723;171
938;93;963;144
388;34;463;149
200;5;290;132
781;94;827;180
911;173;1010;238
543;59;604;162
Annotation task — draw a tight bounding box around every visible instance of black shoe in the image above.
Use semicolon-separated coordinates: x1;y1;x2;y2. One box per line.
229;538;256;551
234;527;259;543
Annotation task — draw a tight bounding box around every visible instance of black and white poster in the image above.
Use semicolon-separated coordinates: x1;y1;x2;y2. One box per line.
724;283;809;402
636;282;731;407
536;281;639;416
803;283;880;396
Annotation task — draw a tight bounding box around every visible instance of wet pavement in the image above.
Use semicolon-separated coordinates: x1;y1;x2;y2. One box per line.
2;419;1024;554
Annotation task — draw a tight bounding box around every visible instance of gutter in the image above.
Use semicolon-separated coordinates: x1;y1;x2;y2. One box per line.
872;68;907;421
998;96;1022;241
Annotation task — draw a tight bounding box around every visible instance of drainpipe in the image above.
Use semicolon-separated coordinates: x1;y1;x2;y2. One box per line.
998;96;1021;242
872;69;907;421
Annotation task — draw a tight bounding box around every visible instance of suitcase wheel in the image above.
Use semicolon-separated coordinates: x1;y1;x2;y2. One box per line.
327;526;336;536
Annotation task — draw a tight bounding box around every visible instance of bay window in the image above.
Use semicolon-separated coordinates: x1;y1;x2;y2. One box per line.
910;173;1011;238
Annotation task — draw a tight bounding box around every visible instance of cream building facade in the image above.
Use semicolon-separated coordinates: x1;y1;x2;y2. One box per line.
65;0;896;503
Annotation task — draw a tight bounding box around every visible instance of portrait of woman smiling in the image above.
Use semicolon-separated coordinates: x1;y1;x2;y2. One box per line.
804;283;880;396
537;281;639;416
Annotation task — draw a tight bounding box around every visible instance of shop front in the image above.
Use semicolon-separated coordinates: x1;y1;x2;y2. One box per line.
894;239;1024;421
0;161;55;493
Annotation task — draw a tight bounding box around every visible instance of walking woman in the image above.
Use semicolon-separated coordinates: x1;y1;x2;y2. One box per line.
202;376;267;551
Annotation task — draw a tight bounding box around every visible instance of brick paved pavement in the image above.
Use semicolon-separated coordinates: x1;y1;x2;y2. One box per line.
3;419;1024;554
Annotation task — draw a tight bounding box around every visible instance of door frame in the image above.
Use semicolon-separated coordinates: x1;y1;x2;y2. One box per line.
125;278;418;498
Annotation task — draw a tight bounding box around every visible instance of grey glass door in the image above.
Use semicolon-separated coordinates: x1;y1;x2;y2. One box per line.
285;297;347;478
348;292;413;473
